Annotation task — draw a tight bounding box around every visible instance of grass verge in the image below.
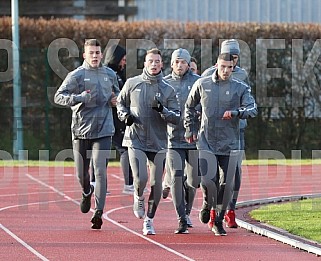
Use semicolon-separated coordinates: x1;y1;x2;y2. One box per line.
243;159;321;165
250;198;321;244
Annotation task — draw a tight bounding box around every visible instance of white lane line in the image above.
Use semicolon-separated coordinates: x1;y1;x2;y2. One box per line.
26;174;80;206
103;208;195;261
0;199;68;261
110;173;123;181
0;223;50;261
0;190;80;198
26;173;195;261
0;199;69;213
0;198;81;261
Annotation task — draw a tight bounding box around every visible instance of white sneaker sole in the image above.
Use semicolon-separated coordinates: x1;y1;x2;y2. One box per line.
134;211;145;219
174;230;189;234
122;190;134;195
143;230;156;235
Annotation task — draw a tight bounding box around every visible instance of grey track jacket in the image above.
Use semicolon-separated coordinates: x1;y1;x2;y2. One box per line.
184;69;257;155
117;68;180;152
54;61;120;140
202;65;250;130
164;70;200;149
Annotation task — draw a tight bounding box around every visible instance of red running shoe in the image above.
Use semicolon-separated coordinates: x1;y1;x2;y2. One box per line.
224;210;238;228
208;209;215;230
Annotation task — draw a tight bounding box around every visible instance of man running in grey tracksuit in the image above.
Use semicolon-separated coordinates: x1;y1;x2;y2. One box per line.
117;48;180;235
202;39;250;229
184;53;257;236
54;39;120;229
164;48;201;234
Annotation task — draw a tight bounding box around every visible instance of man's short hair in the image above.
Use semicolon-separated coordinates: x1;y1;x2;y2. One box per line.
190;57;197;63
84;39;101;47
218;53;234;62
146;48;162;57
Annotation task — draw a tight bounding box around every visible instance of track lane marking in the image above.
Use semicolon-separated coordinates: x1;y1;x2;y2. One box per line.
26;173;195;261
0;223;50;261
103;207;195;261
0;199;69;261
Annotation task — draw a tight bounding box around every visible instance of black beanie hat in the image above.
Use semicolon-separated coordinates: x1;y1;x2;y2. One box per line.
102;45;126;71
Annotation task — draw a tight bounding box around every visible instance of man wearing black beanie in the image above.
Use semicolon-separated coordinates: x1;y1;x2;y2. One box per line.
103;45;127;83
103;45;137;195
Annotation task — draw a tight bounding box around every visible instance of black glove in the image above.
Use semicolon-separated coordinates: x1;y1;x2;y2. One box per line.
125;114;134;126
152;97;164;113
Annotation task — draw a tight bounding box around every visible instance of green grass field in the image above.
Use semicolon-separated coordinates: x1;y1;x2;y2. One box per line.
250;198;321;244
243;159;321;165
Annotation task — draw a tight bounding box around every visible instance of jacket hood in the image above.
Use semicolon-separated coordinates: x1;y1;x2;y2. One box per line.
103;45;126;72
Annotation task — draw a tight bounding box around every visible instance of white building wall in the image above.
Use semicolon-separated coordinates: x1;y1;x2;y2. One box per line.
129;0;321;23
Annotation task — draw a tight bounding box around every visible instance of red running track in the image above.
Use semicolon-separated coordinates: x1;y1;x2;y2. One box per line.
0;164;320;261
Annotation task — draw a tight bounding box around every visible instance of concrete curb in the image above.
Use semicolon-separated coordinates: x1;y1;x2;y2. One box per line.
236;194;321;257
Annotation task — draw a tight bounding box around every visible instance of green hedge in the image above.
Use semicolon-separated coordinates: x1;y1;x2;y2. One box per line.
1;17;321;159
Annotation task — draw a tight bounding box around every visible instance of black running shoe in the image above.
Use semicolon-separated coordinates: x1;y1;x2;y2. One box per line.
91;210;103;229
162;186;170;199
212;221;227;236
174;219;189;234
199;207;210;224
80;185;94;213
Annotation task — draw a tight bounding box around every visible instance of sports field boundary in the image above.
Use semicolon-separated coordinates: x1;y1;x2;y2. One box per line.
236;194;321;256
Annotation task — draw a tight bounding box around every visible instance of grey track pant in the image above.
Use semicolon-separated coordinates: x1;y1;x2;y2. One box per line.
226;129;245;210
73;136;112;211
128;148;166;219
167;149;200;220
199;150;240;222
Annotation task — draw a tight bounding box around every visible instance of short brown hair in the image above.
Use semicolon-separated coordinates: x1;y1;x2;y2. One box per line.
218;53;234;62
146;48;162;57
190;57;197;63
84;39;101;47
